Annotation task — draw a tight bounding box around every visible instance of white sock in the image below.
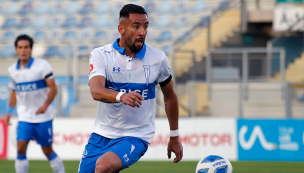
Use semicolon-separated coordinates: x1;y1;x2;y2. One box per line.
50;156;65;173
15;159;29;173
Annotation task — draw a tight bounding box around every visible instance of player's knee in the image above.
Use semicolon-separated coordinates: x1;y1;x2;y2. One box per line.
95;163;111;173
17;146;26;154
42;146;53;156
95;160;112;173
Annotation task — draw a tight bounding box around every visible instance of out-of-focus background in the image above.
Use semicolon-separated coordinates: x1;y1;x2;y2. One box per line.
0;0;304;170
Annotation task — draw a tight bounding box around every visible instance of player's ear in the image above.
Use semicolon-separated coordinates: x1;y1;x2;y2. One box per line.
118;24;124;35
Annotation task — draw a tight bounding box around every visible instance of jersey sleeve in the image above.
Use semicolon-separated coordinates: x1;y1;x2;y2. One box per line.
8;67;15;90
156;51;172;87
8;77;15;90
89;48;107;81
42;61;54;79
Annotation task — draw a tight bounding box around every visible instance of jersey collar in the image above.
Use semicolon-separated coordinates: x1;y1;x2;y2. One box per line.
16;57;34;69
113;38;146;60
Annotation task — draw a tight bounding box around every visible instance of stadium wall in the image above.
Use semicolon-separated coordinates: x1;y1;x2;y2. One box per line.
1;118;304;162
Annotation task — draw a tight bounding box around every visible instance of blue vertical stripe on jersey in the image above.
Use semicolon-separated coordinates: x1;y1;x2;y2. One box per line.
15;79;47;92
105;81;155;100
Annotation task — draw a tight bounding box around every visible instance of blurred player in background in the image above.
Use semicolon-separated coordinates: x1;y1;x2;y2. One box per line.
78;4;183;173
5;35;65;173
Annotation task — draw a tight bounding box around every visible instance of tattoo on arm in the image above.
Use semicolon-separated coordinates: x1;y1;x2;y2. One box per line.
97;98;114;103
165;104;168;114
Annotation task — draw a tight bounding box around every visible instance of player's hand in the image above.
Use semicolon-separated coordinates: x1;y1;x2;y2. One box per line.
120;91;144;108
167;136;183;163
5;114;12;125
36;104;48;115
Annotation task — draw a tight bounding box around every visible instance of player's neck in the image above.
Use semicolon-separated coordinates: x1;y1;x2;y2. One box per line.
19;58;31;67
118;39;135;58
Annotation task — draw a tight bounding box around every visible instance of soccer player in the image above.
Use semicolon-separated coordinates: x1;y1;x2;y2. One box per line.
78;4;183;173
5;35;65;173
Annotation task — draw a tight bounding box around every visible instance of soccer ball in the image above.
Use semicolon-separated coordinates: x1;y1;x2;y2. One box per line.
195;155;233;173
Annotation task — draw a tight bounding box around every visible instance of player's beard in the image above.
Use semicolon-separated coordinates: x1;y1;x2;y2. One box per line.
125;35;145;53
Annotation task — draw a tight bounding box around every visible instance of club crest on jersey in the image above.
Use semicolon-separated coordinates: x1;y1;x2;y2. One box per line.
143;65;150;85
113;67;121;73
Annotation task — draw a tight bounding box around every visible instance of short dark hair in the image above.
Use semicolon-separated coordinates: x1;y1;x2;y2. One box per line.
14;34;34;48
119;4;147;18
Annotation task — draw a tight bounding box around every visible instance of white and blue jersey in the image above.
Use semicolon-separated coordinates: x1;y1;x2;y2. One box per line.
8;58;55;123
89;38;172;143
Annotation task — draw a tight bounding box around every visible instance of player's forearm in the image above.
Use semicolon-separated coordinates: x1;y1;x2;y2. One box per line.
8;90;16;108
90;86;119;103
44;86;57;106
164;93;179;130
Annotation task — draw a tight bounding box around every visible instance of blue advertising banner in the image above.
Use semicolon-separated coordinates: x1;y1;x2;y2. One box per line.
237;119;304;161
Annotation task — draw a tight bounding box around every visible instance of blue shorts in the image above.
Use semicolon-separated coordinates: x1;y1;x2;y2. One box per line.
17;120;53;147
78;133;149;173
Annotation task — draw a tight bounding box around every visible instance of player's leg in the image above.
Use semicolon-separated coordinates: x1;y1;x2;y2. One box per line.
95;152;122;173
95;136;149;173
16;141;29;173
41;145;65;173
15;121;33;173
36;120;65;173
78;133;111;173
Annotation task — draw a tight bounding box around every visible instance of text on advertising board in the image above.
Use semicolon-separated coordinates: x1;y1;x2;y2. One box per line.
237;119;304;161
0;119;8;159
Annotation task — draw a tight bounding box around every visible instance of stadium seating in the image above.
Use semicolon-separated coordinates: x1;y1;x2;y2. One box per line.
48;16;63;28
33;31;46;40
153;15;171;28
62;17;77;28
44;46;60;58
160;83;209;116
155;1;172;14
0;45;17;58
174;9;241;76
161;45;172;56
93;16;109;28
156;30;172;43
79;2;94;15
2;31;16;40
109;1;125;14
172;1;187;14
3;3;18;16
275;53;304;82
32;17;47;29
190;1;206;13
34;2;49;14
78;29;92;40
63;30;76;40
78;46;90;57
173;15;189;28
144;2;156;14
48;3;64;14
0;0;233;117
65;2;79;15
272;36;304;71
1;18;16;29
94;31;107;40
0;0;226;47
18;2;33;15
94;2;109;14
48;30;62;40
285;53;304;82
16;17;31;29
78;17;92;28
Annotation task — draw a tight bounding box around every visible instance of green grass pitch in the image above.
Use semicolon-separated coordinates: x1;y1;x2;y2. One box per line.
0;160;304;173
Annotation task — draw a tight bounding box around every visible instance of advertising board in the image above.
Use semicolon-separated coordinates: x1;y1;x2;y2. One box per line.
237;119;304;161
7;118;237;161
